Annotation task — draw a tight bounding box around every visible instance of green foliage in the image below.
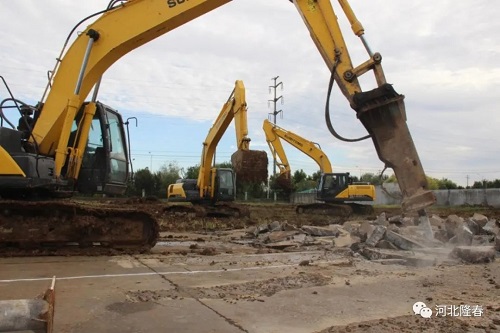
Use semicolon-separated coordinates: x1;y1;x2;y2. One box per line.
380;174;459;190
216;161;233;169
292;169;308;184
471;179;500;189
359;172;389;185
128;162;181;197
435;178;459;189
236;181;266;200
155;162;182;197
308;170;322;182
184;164;200;179
130;168;155;196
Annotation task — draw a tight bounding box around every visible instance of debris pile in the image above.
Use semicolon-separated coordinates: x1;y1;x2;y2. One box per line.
243;212;499;265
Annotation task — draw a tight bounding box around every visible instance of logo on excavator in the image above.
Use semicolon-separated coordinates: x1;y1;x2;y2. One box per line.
167;0;188;8
284;134;303;147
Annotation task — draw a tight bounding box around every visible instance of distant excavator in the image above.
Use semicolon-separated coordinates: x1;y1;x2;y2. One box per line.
166;80;268;217
263;119;375;216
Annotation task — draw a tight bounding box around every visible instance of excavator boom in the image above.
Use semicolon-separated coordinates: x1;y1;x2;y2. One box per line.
291;0;435;211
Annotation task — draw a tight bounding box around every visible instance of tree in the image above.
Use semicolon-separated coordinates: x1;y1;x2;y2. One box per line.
184;165;200;179
154;162;182;197
308;170;322;182
435;178;458;189
292;169;308;184
360;172;389;185
130;168;155;196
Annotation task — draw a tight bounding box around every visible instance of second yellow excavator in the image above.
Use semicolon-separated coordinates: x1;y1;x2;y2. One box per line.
263;119;375;216
166;80;268;217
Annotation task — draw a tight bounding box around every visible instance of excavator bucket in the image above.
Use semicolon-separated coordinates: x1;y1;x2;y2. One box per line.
231;149;268;183
354;84;436;212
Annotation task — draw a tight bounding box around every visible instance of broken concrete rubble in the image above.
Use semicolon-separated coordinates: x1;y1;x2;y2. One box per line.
365;225;386;247
374;212;389;226
243;212;499;265
449;225;473;246
357;221;375;242
471;213;489;227
482;219;499;236
445;215;464;238
429;215;444;229
464;218;480;235
450;246;495;264
301;225;339;237
384;230;425;250
375;239;399;250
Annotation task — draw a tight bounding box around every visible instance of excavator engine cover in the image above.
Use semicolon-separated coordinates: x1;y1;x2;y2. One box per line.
354;84;436;212
231;149;268;183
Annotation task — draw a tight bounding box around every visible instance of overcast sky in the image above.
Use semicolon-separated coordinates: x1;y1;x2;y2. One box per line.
1;0;499;187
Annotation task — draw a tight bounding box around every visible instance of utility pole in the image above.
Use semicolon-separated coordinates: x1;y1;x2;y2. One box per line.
268;76;284;178
466;174;469;188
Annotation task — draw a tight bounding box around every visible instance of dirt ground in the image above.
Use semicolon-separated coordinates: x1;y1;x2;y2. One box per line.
1;201;499;332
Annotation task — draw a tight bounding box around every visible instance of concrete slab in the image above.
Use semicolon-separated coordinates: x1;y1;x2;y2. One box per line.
203;274;423;333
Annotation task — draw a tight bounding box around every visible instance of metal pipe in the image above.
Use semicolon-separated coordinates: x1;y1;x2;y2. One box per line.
0;276;56;333
360;35;373;57
91;77;103;102
74;29;100;95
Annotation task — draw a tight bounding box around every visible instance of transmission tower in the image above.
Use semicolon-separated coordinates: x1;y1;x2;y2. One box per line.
268;76;284;177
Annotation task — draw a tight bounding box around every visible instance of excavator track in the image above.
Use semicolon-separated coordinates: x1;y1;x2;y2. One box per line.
295;203;353;217
295;202;375;217
349;203;375;216
0;200;159;256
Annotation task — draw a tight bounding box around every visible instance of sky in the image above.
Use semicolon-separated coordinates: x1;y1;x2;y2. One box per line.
0;0;499;187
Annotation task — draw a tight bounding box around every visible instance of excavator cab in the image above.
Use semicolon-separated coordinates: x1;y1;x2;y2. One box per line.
318;172;375;204
317;173;349;202
213;168;235;202
76;102;129;195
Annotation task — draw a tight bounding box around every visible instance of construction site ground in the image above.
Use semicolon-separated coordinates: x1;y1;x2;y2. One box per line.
1;201;500;333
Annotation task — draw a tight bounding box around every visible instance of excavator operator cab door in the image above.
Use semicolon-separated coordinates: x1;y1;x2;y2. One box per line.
317;173;350;203
77;102;129;195
213;168;235;202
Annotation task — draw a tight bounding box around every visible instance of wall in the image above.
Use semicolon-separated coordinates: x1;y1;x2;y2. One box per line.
290;184;500;208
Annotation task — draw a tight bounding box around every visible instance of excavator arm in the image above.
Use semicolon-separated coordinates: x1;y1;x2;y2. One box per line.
263;119;333;174
263;119;376;216
291;0;435;211
29;0;231;180
263;119;332;191
167;80;266;215
197;80;247;198
262;120;293;188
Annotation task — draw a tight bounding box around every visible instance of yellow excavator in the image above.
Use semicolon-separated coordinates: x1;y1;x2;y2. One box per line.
166;80;267;217
263;119;375;216
0;0;435;252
